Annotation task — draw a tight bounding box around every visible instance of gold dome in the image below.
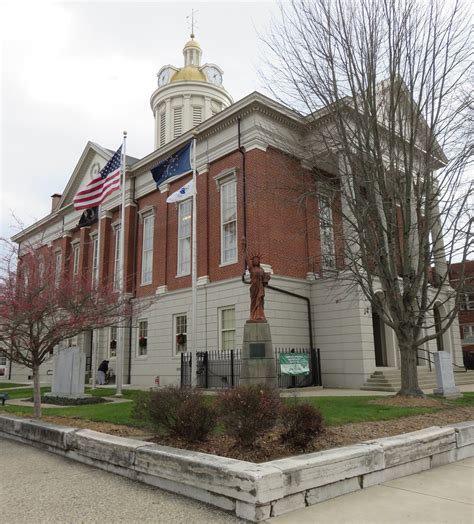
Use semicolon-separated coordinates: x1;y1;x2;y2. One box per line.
170;65;206;83
184;37;201;50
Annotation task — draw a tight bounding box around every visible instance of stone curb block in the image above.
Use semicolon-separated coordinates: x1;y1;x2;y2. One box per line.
366;426;456;467
68;429;155;468
134;444;284;504
448;421;474;447
267;443;384;495
0;414;76;450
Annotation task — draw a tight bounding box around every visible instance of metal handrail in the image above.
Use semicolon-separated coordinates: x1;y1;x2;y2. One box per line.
417;348;467;372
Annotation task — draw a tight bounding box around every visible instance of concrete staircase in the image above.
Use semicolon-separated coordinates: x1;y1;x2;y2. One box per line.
360;366;474;392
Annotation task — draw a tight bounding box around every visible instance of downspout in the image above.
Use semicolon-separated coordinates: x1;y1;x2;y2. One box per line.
238;117;247;272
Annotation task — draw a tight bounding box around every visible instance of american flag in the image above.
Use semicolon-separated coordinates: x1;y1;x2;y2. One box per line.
73;146;122;210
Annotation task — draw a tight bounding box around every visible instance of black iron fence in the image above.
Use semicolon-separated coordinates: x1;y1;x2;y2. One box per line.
180;347;322;389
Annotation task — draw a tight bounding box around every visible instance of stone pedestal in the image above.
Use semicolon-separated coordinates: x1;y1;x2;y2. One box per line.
433;351;462;399
46;346;90;399
240;321;278;388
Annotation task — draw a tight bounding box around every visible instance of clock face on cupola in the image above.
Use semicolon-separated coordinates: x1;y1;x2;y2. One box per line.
150;31;233;149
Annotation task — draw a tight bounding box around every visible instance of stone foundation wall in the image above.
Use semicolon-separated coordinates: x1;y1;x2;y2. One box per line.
0;415;472;522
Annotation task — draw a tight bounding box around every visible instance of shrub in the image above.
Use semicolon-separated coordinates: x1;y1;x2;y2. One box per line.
131;390;152;423
141;386;217;442
218;385;282;447
280;402;324;449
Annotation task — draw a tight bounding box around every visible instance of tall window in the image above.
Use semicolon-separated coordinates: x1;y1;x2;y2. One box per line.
54;252;62;287
114;226;122;290
192;106;202;127
91;235;99;286
159;111;166;147
141;215;154;285
72;244;80;277
173;106;183;138
109;326;117;358
220;307;236;350
137;320;148;357
174;314;187;353
461;292;474;311
319;194;335;270
0;354;7;376
220;179;237;264
177;200;192;276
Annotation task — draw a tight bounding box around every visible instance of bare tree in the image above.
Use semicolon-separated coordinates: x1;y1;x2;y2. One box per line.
263;0;472;396
0;239;145;417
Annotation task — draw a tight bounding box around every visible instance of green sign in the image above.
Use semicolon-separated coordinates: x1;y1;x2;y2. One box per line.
279;353;310;376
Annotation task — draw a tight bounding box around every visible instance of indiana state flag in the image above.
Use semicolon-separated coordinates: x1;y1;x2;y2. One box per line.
151;142;192;188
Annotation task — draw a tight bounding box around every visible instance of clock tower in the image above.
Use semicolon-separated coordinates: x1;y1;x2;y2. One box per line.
150;34;233;149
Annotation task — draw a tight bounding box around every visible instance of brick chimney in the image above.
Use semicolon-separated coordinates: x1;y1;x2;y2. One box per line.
51;193;62;212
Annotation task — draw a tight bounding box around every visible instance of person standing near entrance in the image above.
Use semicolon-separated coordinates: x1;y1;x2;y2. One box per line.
97;360;109;385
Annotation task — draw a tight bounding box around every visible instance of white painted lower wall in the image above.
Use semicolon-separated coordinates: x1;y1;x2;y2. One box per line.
4;277;463;390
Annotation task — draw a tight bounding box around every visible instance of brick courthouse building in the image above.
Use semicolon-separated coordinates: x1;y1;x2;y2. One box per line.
3;36;463;388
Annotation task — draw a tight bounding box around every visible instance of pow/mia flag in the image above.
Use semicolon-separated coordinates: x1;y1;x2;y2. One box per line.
78;207;98;228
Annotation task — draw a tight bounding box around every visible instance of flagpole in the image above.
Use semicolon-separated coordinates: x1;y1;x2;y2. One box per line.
91;202;101;390
191;136;197;386
115;130;127;397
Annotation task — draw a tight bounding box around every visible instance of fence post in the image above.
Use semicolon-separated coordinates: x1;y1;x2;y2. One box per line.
316;347;322;386
204;351;209;389
180;353;184;388
230;349;234;387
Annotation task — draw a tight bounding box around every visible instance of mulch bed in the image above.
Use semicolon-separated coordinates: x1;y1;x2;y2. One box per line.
37;402;474;463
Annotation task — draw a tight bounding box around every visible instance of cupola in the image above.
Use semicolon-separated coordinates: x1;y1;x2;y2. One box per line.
150;34;233;149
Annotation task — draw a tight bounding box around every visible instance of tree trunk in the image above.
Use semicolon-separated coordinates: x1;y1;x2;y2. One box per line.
32;362;42;418
398;343;424;397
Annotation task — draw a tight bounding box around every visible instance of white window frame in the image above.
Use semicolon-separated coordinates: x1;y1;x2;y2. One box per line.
0;354;7;377
141;214;154;285
109;326;117;359
219;306;236;351
91;234;99;287
462;325;474;343
220;178;238;265
174;313;188;355
137;319;148;358
113;224;122;291
461;292;474;311
318;194;336;271
54;251;62;287
72;242;80;277
177;199;192;276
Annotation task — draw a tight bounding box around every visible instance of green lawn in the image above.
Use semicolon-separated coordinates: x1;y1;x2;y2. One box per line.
0;387;472;428
0;383;26;390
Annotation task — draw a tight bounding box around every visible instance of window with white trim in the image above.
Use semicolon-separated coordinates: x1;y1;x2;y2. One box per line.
177;200;192;276
220;307;236;351
113;226;122;291
0;354;7;376
54;252;62;287
220;178;237;264
109;326;117;358
461;292;474;311
137;320;148;357
174;314;187;353
319;194;335;270
173;106;183;138
141;214;154;285
39;257;45;284
72;244;80;277
91;235;99;287
462;325;474;343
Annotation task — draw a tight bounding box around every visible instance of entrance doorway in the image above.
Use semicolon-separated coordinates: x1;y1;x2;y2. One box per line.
372;310;388;366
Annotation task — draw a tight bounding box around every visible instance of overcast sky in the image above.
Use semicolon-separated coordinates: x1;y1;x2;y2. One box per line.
0;0;280;241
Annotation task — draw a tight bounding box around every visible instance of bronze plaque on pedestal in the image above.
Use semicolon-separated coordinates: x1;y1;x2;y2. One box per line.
249;343;266;359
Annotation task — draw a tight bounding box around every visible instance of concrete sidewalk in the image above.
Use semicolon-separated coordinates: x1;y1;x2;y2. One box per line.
269;457;474;523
